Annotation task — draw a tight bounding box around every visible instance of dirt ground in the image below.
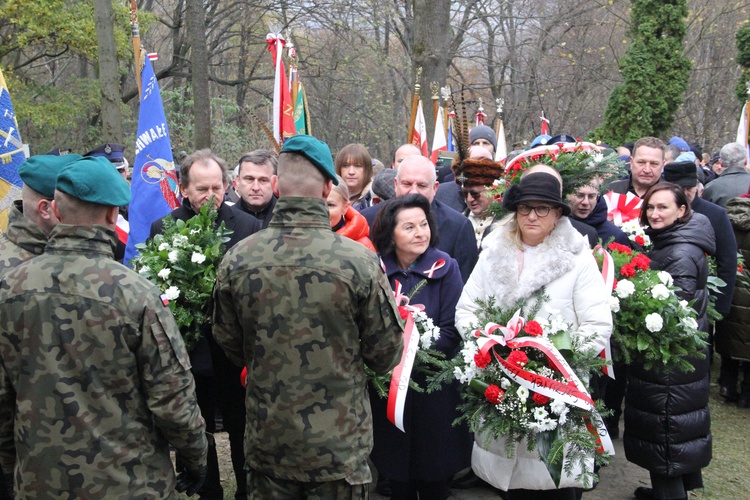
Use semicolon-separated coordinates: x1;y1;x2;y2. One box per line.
211;358;750;499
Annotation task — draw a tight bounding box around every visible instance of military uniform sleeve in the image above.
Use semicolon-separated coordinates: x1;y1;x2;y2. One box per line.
212;258;245;367
0;363;15;474
359;261;404;374
138;295;208;472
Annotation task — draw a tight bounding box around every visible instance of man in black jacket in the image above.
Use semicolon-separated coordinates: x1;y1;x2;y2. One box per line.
232;149;278;229
150;149;260;499
608;137;666;197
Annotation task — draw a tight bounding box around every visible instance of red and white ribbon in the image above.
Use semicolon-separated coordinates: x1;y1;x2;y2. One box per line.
594;245;615;379
604;191;642;226
423;258;446;279
473;309;525;350
387;280;425;432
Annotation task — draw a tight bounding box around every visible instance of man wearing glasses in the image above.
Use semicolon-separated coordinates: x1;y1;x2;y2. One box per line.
608;137;667;197
567;179;634;248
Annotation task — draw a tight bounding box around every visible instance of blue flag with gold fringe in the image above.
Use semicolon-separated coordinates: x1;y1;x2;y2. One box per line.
0;67;25;232
124;57;181;264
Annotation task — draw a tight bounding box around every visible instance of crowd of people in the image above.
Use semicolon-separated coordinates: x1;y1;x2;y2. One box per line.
0;126;748;500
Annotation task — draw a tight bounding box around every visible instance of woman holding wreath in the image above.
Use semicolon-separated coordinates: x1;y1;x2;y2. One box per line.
455;167;612;499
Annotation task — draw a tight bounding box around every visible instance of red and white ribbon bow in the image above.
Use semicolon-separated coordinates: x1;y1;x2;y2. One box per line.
473;309;525;351
604;191;642;226
423;258;446;279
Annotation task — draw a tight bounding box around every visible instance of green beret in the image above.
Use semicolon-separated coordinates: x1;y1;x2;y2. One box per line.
280;135;338;185
18;154;84;198
56;156;131;207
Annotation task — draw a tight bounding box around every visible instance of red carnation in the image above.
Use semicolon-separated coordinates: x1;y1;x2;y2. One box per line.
739;264;745;274
524;320;544;337
507;350;529;367
485;384;505;405
607;242;632;255
613;278;618;290
620;263;636;278
398;306;410;320
631;253;651;271
474;351;492;369
532;392;550;406
635;235;645;246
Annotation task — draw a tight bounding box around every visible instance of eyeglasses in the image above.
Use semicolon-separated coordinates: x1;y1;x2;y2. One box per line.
517;204;555;217
572;192;598;202
461;190;484;200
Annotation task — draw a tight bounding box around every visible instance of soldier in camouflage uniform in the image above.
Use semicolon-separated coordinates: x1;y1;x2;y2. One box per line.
213;134;404;499
0;156;208;498
0;154;83;276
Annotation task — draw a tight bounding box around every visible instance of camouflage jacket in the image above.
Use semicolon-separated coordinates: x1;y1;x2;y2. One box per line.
213;197;404;483
0;201;47;276
0;224;207;498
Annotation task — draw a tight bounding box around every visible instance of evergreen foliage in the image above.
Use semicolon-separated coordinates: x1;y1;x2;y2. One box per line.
735;22;750;103
591;0;690;145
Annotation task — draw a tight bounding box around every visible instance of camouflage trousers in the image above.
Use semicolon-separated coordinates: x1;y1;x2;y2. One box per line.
247;468;369;500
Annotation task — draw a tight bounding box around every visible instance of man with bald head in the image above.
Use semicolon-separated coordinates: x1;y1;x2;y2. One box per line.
390;144;422;169
213;134;403;498
360;155;479;281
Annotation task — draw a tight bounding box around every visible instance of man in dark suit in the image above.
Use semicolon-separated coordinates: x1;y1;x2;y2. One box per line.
360;155;478;282
150;148;260;499
664;161;738;399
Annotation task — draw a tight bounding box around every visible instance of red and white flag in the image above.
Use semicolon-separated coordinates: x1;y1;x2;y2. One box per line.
737;102;749;163
540;111;550;136
495;119;507;161
266;33;295;144
411;100;429;157
430;106;447;164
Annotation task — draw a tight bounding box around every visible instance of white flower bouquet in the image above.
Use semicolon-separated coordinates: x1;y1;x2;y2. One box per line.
130;201;232;351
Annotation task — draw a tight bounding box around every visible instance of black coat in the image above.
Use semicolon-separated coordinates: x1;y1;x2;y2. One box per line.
571;196;634;248
360;199;479;282
624;214;715;477
369;247;472;482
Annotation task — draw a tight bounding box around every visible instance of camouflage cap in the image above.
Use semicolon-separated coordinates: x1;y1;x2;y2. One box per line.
56;156;131;207
18;154;84;198
280;134;339;185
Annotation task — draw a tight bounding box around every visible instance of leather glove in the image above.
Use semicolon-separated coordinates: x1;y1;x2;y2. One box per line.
175;463;207;497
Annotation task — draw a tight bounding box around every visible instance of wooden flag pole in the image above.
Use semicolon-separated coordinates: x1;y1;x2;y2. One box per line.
130;0;142;97
430;81;439;127
407;67;422;144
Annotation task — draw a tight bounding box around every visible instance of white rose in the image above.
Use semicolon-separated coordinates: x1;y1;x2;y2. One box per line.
645;312;663;333
550;399;567;415
500;378;511;390
516;386;529;401
168;250;180;263
138;265;150;275
158;242;170;251
157;268;171;280
172;235;189;248
164;286;181;300
615;279;635;299
651;284;670;300
679;300;690;311
191;252;207;264
609;296;621;313
681;316;698;330
657;271;673;286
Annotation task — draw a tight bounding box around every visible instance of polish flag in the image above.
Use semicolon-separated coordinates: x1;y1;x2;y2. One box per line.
411;100;429;157
430;106;447;164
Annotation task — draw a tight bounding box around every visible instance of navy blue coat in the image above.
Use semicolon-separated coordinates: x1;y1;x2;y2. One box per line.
360;199;478;282
369;247;472;482
691;196;736;315
435;181;466;214
571;196;634;248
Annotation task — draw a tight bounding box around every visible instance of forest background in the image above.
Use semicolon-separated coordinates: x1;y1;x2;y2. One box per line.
2;0;750;164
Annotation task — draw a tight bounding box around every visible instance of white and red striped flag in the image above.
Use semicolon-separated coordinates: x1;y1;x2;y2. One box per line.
430;105;447;164
736;102;750;163
411;100;429;157
540;111;550;136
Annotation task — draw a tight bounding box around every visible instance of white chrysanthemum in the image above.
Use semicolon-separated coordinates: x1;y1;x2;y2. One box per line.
550;398;567;415
681;316;698;330
557;406;569;425
615;279;635;298
138;265;150;275
500;377;511;390
191;252;207;264
540;418;558;431
164;286;180;300
657;271;674;286
168;250;180;263
420;332;433;350
516;386;529;401
610;296;621;313
172;234;189;248
157;268;171;280
158;242;170;252
534;407;548;420
645;312;664;332
651;283;670;300
461;342;478;365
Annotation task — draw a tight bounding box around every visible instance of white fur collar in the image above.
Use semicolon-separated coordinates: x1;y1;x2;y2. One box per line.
482;216;587;311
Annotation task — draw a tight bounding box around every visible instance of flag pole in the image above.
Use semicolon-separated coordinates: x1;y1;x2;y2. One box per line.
430;81;439;127
407;67;422;144
130;0;143;98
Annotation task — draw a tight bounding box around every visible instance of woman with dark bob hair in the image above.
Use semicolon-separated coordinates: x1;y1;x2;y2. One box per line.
369;193;472;500
334;143;373;210
625;182;715;500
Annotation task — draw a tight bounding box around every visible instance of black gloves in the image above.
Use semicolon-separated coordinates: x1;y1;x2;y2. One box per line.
175;464;207;497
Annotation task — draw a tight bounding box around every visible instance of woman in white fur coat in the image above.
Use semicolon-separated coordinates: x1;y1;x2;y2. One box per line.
455;171;612;500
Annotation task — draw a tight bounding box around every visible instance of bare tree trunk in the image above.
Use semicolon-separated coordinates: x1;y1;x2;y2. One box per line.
92;0;123;143
186;0;211;149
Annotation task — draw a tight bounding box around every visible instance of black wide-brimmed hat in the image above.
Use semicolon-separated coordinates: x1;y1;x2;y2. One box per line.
502;172;571;216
